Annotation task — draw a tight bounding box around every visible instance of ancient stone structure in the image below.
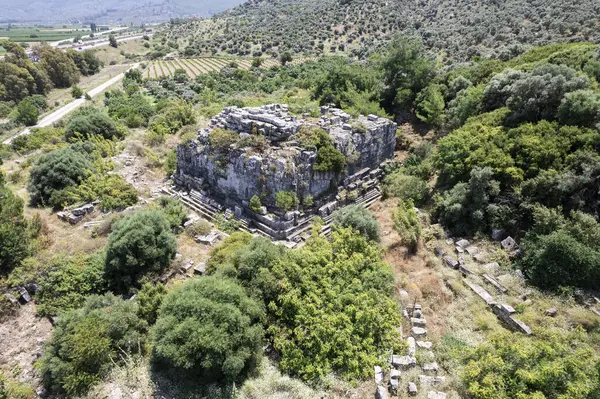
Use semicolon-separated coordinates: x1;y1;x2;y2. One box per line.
174;104;397;241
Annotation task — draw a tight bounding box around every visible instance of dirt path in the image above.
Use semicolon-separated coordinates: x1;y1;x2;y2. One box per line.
0;304;52;385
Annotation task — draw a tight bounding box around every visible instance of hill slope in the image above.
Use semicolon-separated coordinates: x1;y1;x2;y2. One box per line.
167;0;600;61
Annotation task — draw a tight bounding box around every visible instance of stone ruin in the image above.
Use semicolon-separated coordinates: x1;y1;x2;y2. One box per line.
174;104;397;242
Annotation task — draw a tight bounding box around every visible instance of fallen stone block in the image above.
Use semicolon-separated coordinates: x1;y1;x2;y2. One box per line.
545;308;558;317
17;286;31;304
389;369;400;393
374;365;384;384
413;308;422;319
443;255;459;269
473;252;487;263
419;375;445;386
408;381;418;396
417;341;433;349
407;337;416;356
427;391;447;399
412;327;427;338
465;280;496;306
68;214;83;225
465;246;479;256
458;264;474;275
501;236;518;251
455;245;464;254
434;247;446;257
193;262;206;275
482;273;508;294
375;386;389;399
483;262;500;274
411;317;426;328
391;355;416;370
422;362;440;374
456;239;470;248
491;228;507;241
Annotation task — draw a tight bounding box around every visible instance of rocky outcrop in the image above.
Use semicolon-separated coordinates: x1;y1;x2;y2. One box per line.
174;104;396;240
175;104;396;208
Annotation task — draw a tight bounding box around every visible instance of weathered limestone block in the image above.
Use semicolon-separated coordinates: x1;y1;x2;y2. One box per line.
501;236;518;251
407;337;416;356
422;362;440;374
456;239;470;248
411;318;426;328
443;256;459;269
374;365;384;384
419;375;445;386
375;386;389;399
427;391;447;399
408;382;418;396
417;341;433;349
412;327;427;338
391;355;417;370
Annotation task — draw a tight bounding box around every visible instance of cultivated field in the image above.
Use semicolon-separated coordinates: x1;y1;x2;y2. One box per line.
143;57;315;79
0;26;92;43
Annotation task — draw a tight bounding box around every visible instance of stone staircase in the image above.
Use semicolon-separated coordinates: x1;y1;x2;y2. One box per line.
375;303;447;399
163;184;382;244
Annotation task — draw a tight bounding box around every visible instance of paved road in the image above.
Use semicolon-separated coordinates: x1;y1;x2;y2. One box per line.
3;63;139;145
58;33;151;52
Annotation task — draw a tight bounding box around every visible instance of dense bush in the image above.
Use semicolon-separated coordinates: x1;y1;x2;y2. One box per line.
462;328;600;399
35;253;106;317
275;190;298;211
156;195;188;229
136;282;167;325
382;170;428;203
105;210;177;293
65;109;120;140
393;199;421;253
332;204;380;242
519;207;600;291
39;294;147;396
16;98;39;126
152;276;264;382
27;144;94;207
63;174;138;210
0;173;30;274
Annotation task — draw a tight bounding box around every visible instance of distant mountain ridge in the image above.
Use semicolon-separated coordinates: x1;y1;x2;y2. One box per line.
0;0;245;24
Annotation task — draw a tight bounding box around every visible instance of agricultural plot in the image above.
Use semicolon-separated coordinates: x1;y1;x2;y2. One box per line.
1;26;92;42
143;57;315;79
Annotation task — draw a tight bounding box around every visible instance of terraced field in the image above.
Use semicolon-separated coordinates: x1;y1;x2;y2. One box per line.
143;57;314;79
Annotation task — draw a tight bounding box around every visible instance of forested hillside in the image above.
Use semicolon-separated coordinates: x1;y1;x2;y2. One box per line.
164;0;600;60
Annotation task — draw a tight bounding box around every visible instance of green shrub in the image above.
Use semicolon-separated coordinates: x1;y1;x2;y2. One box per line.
27;144;93;208
16;98;39;126
249;195;262;212
393;199;421;253
156;196;188;229
105;210;177;293
332;204;380;242
39;294;147;396
268;228;402;382
462;328;600;399
382;171;428;204
0;176;30;275
63;174;138;210
275;190;298;211
209;128;239;152
71;85;83;98
10;127;64;153
151;276;265;382
136;282;167;325
35;253;106;317
185;219;212;238
65;109;120;141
